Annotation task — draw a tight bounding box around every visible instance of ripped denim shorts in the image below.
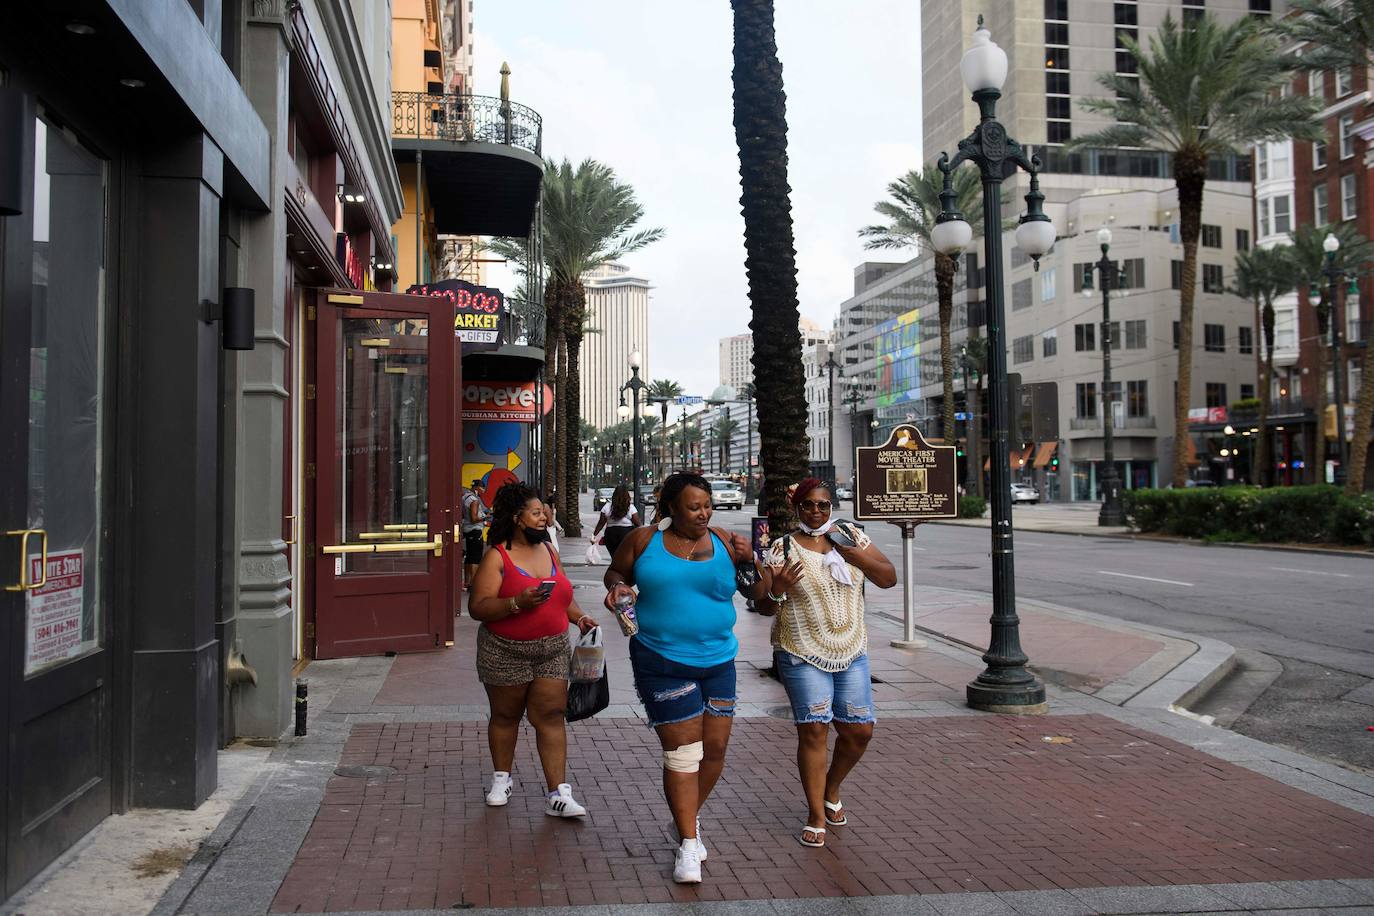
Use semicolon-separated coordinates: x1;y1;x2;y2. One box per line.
629;638;737;728
774;650;876;725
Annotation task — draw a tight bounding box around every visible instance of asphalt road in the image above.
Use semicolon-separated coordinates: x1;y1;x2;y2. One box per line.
698;501;1374;772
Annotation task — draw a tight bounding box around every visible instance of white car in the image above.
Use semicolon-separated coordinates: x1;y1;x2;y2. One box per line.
1010;484;1040;504
708;479;744;511
834;485;854;501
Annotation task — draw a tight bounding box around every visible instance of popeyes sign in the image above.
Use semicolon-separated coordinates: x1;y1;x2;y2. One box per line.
462;382;555;423
406;278;505;348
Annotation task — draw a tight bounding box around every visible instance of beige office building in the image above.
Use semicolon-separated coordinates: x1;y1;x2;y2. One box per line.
581;264;652;432
718;317;828;391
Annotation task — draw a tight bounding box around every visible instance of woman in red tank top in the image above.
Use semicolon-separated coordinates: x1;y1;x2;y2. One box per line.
468;483;597;817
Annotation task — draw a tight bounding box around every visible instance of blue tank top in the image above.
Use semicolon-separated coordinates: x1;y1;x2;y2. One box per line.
632;531;738;667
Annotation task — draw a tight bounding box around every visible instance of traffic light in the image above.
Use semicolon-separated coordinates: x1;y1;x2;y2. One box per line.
1050;455;1059;469
957;447;966;457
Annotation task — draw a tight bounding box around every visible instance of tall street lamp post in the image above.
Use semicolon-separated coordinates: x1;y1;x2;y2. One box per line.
930;17;1050;715
648;395;673;481
824;351;840;485
1083;227;1126;526
1321;232;1351;486
618;349;647;510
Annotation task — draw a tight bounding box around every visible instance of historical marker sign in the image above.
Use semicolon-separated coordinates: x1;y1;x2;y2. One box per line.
854;424;958;521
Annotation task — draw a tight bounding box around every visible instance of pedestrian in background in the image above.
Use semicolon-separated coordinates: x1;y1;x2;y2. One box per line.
602;473;765;884
758;478;897;848
461;478;488;588
467;482;597;818
592;485;640;557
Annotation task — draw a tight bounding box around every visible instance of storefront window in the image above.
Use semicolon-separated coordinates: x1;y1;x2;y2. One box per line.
25;116;108;676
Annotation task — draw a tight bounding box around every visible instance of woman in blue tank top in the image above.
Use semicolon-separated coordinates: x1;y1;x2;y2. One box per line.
603;473;766;884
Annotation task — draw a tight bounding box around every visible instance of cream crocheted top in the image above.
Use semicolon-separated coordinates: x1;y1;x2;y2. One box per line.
764;524;873;672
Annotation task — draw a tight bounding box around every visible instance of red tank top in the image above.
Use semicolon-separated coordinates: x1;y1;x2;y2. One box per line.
486;543;574;640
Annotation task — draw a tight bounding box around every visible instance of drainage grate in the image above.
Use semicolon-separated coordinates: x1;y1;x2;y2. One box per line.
334;765;397;779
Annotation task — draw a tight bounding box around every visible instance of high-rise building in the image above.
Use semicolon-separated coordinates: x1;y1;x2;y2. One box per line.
718;317;827;390
581;264;652;432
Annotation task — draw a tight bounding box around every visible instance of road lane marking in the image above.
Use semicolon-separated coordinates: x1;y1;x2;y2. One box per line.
1270;566;1352;578
1098;570;1194;587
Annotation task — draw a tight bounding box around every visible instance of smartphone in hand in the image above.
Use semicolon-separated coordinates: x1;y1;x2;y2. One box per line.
537;579;557;598
825;526;856;548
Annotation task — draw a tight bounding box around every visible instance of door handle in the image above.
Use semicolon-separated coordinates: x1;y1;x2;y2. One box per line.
372;534;443;557
284;515;297;545
5;528;49;592
321;543;377;555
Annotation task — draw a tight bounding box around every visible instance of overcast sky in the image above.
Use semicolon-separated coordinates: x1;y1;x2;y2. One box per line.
474;2;923;398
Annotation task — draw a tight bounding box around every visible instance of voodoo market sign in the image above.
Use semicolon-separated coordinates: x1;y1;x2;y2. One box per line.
406;278;505;350
854;424;958;521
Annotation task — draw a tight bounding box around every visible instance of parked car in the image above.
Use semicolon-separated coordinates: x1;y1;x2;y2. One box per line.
708;479;744;511
592;487;617;511
834;485;854;501
1010;483;1040;504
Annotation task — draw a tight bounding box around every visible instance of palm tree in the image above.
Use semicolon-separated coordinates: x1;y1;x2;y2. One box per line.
647;378;683;479
494;159;663;535
1074;13;1321;487
1286;223;1374;485
859;165;984;447
1231;245;1294;486
1272;0;1374;73
710;416;742;475
731;0;809;532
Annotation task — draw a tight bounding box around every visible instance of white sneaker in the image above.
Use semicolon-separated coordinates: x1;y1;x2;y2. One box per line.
668;817;707;860
485;771;513;807
544;783;587;818
673;839;702;884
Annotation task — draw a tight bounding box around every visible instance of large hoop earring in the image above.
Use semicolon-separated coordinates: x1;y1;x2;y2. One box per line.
657;516;671;531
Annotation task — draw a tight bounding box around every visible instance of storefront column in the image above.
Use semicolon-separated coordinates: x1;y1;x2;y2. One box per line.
232;14;294;739
129;133;224;808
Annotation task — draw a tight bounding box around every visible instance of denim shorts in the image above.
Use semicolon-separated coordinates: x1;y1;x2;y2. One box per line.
774;650;876;725
629;638;737;728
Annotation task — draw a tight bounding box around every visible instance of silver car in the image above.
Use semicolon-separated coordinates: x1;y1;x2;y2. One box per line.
708;479;744;511
1010;483;1039;504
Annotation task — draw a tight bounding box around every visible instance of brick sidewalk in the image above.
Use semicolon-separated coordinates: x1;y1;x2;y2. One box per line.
270;714;1374;912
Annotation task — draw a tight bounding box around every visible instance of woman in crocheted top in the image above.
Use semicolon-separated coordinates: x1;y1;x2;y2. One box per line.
758;478;897;848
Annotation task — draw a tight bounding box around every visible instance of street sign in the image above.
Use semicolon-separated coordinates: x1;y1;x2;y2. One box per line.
954;411;970;421
853;424;958;521
674;395;704;405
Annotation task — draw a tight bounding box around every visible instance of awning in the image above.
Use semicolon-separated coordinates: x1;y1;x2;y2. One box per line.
984;446;1034;472
1033;441;1058;469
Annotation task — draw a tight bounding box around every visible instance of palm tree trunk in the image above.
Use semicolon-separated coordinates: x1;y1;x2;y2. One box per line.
936;252;957;445
562;282;588;536
1170;149;1207;488
1345;328;1374;493
1258;299;1275;486
731;0;809;533
1313;310;1329;486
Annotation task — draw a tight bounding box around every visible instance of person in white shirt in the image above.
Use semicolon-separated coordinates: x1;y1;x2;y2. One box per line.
592;485;641;558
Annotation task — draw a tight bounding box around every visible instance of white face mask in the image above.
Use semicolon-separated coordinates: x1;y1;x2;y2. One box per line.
797;517;836;537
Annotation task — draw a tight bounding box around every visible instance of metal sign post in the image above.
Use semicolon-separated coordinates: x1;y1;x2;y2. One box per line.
892;520;927;650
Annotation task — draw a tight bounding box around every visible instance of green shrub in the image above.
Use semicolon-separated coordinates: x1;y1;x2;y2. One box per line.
1123;485;1372;546
959;494;987;518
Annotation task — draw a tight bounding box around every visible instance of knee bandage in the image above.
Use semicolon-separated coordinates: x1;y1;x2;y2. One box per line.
663;740;704;773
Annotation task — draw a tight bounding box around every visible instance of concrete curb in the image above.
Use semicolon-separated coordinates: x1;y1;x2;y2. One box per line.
928;517;1374;559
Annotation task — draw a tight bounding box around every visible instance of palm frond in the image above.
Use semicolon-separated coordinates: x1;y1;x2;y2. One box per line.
1273;0;1374;73
858;165;982;252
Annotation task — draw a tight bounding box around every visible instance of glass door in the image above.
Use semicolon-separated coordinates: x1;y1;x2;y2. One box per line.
1;110;113;899
311;291;456;658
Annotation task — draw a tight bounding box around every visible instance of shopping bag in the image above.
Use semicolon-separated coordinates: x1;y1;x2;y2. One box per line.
566;668;610;722
583;541;603;565
569;626;606;683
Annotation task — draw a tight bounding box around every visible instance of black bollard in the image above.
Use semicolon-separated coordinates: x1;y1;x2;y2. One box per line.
294;681;308;736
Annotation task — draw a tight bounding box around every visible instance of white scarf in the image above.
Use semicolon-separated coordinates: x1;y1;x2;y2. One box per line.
795;519;854;586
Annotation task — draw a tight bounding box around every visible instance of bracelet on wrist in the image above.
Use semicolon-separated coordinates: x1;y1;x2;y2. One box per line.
508;596;520;613
767;591;787;603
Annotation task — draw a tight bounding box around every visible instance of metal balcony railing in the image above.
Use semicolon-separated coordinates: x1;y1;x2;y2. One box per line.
391;92;543;156
507;298;546;348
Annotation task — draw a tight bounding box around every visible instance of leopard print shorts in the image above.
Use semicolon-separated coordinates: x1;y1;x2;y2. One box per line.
476;626;571;686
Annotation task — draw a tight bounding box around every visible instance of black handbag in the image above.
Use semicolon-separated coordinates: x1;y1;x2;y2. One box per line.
566;668;610;722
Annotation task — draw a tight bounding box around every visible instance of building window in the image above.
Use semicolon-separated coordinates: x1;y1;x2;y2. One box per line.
1115;2;1138;26
1336;67;1352;97
1125;319;1147;349
1127;380;1149;417
1240;383;1255;401
1204;323;1225;352
1046;71;1070;95
1073;262;1094;293
1314;183;1329;225
1045;22;1069;44
1121;257;1145;289
1173;320;1181;349
1201;224;1222;248
1042;328;1058;357
1205;382;1228;408
1349;289;1363;343
1013;335;1035;364
1013;278;1033;311
1342;174;1357;220
1256;144;1269;181
1340;114;1355;159
1046;48;1069;70
1273;195;1291;234
1171;259;1184;290
1239;325;1254;354
1183;5;1205;24
1314;139;1327;169
1045;0;1068;18
1203;264;1226;294
1075;323;1096;351
1236;228;1250;251
1041;267;1057;301
1269;143;1290;180
1258;197;1270;236
1249;0;1271;15
1076;382;1098;418
1048;121;1073;144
